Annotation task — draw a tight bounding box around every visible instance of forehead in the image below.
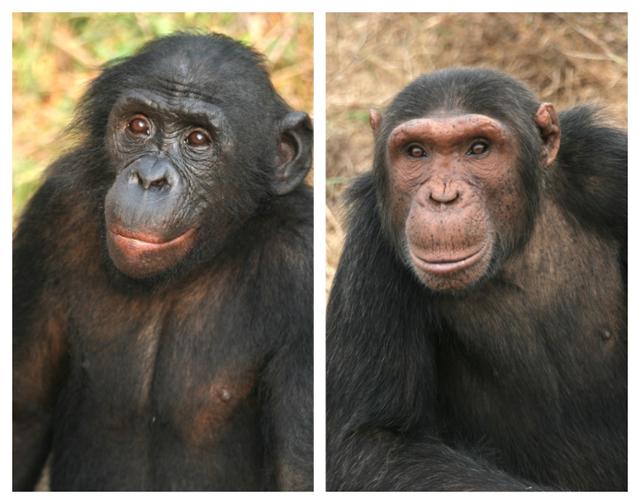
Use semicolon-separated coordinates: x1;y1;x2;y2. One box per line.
132;42;270;90
111;89;226;127
388;114;510;146
102;37;279;130
120;59;272;121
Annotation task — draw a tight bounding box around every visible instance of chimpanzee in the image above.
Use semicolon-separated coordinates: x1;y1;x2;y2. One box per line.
327;68;626;491
13;33;313;491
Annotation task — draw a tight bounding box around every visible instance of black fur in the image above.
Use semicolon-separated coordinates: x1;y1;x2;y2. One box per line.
326;68;626;491
13;33;313;491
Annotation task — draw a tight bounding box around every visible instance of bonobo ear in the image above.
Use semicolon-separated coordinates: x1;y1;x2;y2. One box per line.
534;103;561;167
369;109;382;134
272;111;313;195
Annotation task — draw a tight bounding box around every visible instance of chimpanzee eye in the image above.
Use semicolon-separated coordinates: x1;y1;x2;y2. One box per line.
407;144;427;158
127;115;151;136
468;140;490;156
185;129;212;147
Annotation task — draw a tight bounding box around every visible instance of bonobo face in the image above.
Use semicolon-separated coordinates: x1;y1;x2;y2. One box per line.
97;36;312;281
104;90;226;279
104;90;310;280
385;112;532;292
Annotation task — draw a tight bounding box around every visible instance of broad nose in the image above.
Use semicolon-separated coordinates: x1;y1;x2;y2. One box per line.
129;157;175;191
421;178;465;208
429;183;460;204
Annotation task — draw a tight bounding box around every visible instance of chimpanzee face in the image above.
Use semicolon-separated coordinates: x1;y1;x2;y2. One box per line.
377;104;559;293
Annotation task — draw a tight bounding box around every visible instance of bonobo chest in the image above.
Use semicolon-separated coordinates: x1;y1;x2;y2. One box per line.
65;273;264;445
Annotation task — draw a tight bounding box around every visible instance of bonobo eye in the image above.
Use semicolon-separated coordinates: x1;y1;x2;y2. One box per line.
127;115;151;136
467;140;490;156
407;144;427;158
185;129;212;148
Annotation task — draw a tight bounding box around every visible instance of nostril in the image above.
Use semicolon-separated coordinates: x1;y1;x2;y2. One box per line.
130;170;170;190
129;171;141;185
128;158;175;191
146;177;170;190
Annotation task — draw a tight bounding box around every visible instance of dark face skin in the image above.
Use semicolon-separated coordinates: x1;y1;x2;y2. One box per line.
104;90;219;278
377;103;560;292
100;68;310;279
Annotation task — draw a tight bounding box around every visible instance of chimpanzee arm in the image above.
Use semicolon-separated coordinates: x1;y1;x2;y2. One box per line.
13;179;70;490
259;213;313;491
326;176;539;491
327;432;540;491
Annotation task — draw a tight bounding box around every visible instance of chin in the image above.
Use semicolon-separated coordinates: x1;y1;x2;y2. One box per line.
106;227;197;279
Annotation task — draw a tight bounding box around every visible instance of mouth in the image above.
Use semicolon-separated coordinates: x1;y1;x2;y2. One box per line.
410;243;488;276
106;225;197;278
109;226;196;252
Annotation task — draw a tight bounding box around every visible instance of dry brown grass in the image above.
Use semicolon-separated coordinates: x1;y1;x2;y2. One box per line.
326;12;627;291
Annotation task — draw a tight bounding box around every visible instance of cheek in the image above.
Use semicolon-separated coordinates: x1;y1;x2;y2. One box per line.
105;114;130;158
481;164;530;240
388;190;413;237
387;162;423;230
104;131;120;164
389;156;426;188
105;132;147;171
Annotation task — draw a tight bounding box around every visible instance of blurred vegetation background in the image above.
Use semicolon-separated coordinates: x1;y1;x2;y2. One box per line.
326;13;627;290
13;12;313;220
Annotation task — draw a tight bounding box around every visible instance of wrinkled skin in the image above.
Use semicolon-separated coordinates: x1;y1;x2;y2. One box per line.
101;77;310;279
381;107;559;292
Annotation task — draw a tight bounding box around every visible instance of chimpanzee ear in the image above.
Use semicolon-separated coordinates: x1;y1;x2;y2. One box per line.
535;103;561;167
272;111;313;195
369;109;382;134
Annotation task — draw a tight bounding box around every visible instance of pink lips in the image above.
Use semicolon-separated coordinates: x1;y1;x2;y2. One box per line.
106;225;198;278
109;226;196;254
411;244;487;275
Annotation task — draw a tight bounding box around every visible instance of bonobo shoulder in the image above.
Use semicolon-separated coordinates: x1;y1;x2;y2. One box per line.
263;189;313;268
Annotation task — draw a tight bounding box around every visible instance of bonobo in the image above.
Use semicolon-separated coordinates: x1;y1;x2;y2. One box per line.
327;68;626;491
13;33;313;491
